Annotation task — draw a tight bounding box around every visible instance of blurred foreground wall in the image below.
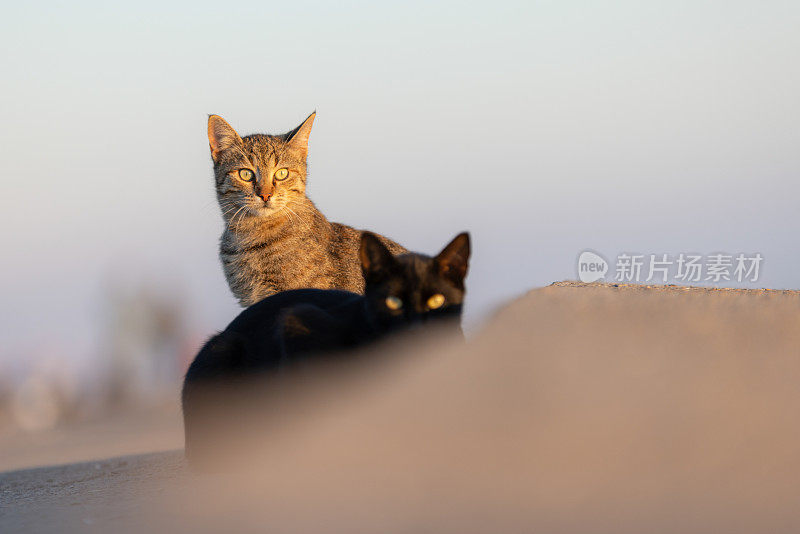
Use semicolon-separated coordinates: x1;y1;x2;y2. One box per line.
2;282;800;533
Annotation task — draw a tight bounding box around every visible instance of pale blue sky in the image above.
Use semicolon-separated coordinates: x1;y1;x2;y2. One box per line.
1;1;799;371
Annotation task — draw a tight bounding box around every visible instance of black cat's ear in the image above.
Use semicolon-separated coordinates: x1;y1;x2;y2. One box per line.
359;232;397;283
208;115;243;161
435;232;470;287
286;111;316;157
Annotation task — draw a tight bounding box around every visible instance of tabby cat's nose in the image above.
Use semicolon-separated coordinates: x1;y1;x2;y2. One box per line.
258;193;271;202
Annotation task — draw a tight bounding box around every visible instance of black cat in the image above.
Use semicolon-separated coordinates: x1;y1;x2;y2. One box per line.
182;231;470;464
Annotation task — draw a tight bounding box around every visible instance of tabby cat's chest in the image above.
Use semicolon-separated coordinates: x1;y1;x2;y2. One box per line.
220;225;339;305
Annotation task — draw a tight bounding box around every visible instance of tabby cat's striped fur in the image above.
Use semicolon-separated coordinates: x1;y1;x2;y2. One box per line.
208;113;406;306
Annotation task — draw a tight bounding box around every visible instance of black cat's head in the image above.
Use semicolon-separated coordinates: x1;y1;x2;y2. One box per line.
359;232;470;332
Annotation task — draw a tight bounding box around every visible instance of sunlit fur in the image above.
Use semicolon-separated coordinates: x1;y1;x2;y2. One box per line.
208;113;407;306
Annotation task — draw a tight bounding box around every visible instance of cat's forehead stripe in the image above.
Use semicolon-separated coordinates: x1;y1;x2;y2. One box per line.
243;135;299;168
244;136;277;160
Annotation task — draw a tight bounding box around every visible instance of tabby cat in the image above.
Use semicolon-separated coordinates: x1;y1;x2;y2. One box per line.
182;231;470;464
208;112;407;306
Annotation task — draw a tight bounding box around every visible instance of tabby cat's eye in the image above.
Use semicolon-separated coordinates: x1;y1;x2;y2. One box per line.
427;294;445;310
238;169;254;181
274;168;289;181
385;296;403;311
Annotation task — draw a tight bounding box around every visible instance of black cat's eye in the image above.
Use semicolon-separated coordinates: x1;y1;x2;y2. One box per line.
385;296;403;311
274;168;289;181
238;169;255;181
426;294;445;310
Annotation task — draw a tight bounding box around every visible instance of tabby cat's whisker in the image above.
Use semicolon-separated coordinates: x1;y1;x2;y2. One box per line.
227;206;248;229
283;206;309;233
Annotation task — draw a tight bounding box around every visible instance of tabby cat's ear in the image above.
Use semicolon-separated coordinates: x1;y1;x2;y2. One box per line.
208;115;243;161
359;232;397;283
435;232;471;287
286;111;316;157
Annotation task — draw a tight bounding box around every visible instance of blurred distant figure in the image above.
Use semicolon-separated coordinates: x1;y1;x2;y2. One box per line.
103;283;187;405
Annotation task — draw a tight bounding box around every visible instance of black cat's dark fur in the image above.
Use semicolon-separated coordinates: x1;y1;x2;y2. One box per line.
182;231;470;465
